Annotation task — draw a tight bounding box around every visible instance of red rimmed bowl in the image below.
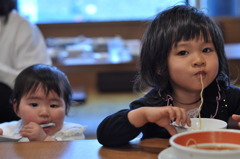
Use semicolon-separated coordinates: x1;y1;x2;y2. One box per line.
170;129;240;159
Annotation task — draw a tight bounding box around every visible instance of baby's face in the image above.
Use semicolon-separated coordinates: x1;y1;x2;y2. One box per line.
15;86;66;136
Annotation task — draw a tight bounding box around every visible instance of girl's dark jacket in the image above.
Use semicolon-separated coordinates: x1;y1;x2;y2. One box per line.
97;82;240;147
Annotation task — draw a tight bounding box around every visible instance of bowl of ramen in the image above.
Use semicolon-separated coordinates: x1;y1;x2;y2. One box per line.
174;118;227;133
170;129;240;159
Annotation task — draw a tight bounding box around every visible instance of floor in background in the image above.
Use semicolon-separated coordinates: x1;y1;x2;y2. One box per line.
65;89;140;139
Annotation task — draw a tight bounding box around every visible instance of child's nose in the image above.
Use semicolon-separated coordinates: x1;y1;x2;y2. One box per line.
39;107;50;117
193;53;206;67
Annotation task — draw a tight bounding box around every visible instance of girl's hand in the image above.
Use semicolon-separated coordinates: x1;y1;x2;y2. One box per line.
0;128;3;135
20;122;47;141
128;106;191;135
231;114;240;128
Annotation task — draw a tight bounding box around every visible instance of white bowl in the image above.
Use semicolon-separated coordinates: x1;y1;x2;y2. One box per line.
170;129;240;159
175;118;227;133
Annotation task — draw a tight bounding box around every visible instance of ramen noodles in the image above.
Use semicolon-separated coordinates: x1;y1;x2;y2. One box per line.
192;145;240;150
190;143;240;150
185;75;205;146
197;74;204;130
186;137;240;150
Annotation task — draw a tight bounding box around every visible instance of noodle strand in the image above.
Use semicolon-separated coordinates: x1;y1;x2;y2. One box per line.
198;74;204;129
185;74;205;147
186;138;198;147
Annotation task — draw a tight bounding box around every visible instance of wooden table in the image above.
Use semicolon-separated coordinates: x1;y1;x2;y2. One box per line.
0;138;169;159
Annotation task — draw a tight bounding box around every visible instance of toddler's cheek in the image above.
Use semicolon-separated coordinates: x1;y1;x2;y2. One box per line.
21;115;38;125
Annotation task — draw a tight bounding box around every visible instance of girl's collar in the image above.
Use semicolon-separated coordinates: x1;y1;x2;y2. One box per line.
174;98;201;105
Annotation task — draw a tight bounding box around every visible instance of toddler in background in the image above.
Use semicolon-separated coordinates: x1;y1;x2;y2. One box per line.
0;64;86;142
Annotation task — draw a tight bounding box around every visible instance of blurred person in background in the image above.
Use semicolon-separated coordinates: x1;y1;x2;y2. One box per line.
0;0;52;123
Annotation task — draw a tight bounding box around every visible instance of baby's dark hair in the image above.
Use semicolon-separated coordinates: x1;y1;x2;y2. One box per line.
0;0;16;23
12;64;72;115
135;5;229;92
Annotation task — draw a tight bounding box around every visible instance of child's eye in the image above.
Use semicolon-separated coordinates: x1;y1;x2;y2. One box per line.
30;103;38;107
202;48;212;53
177;51;188;56
50;104;59;108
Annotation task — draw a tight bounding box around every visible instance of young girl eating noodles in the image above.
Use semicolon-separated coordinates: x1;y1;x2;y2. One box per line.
97;5;240;147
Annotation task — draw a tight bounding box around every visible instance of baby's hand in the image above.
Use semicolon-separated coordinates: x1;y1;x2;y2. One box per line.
232;114;240;128
20;122;47;141
0;128;3;135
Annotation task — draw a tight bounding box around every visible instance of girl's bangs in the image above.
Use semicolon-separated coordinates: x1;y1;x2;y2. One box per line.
172;26;211;46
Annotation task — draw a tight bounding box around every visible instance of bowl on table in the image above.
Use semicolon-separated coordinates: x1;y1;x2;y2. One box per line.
174;118;227;133
170;129;240;159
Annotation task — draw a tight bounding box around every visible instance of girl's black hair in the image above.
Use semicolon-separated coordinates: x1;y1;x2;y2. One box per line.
135;5;229;93
12;64;72;115
0;0;16;24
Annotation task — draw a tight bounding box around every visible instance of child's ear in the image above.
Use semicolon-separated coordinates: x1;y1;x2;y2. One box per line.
13;100;20;117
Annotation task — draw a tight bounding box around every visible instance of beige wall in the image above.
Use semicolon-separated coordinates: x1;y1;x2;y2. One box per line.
215;17;240;43
38;21;148;40
38;18;240;43
39;18;240;89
